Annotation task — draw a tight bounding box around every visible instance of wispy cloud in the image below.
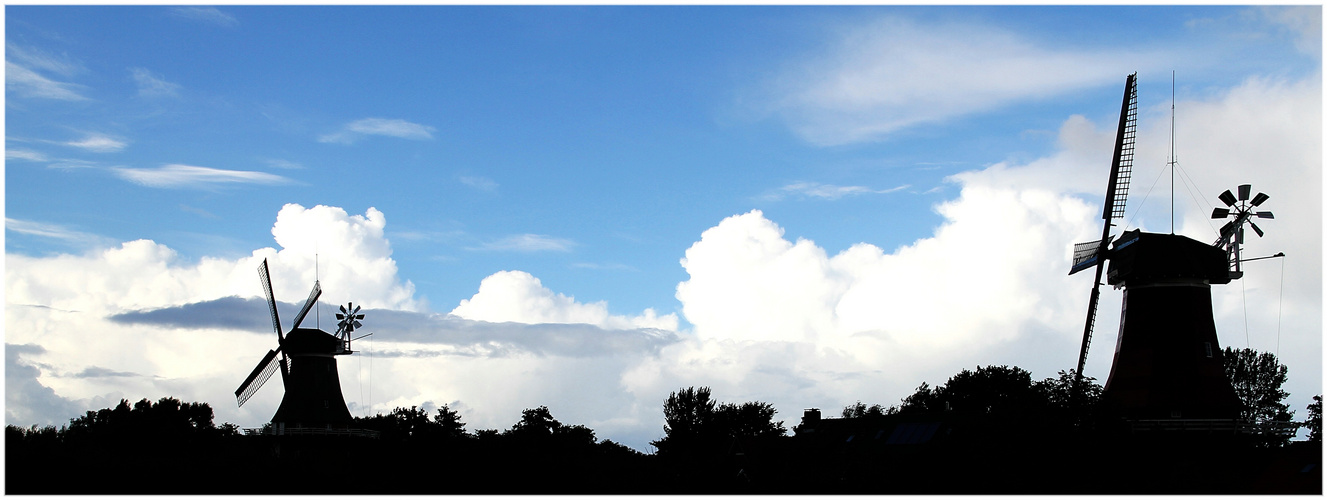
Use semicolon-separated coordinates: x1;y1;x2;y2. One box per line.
763;16;1164;146
179;204;220;219
130;67;180;98
319;118;436;144
7;44;81;77
475;234;576;252
459;175;498;192
761;181;910;201
265;159;304;170
6;149;48;162
5;218;107;246
571;262;638;272
47;159;98;170
65;133;127;153
169;7;238;28
110;164;292;189
5;61;87;101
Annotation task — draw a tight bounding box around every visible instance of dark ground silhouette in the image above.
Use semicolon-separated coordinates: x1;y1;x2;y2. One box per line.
6;364;1321;494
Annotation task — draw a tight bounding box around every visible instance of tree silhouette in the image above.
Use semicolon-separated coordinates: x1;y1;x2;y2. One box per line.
888;366;1102;433
653;386;785;457
716;401;786;439
1223;347;1292;420
841;401;890;418
507;405;561;440
434;404;467;439
1306;395;1321;442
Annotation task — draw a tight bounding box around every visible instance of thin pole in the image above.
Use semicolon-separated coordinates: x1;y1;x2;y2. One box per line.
1277;255;1285;357
316;251;320;329
1170;71;1176;234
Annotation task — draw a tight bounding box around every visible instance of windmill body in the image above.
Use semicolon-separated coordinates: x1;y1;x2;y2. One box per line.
269;327;354;427
1097;230;1242;420
236;259;365;431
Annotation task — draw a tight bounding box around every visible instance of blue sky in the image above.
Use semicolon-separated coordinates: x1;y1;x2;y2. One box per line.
5;5;1321;451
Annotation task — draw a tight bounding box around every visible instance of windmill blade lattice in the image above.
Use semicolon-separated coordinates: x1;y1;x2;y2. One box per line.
235;348;281;407
1069;72;1137;396
291;280;322;330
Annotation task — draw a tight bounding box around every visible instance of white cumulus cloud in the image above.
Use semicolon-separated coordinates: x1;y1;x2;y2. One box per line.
5;204;422;428
451;270;678;331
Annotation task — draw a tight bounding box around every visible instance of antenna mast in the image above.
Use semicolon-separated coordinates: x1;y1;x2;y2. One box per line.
1169;71;1176;234
316;248;320;330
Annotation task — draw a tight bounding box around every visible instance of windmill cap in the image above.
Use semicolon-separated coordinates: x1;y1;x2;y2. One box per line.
1106;230;1231;286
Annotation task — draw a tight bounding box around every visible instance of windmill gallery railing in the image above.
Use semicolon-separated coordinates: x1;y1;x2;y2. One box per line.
1127;418;1299;437
242;425;380;438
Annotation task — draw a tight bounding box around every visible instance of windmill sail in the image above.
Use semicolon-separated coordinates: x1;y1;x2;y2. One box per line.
258;259;284;344
1069;237;1112;275
1072;72;1137;391
236;348;281;407
291;280;322;329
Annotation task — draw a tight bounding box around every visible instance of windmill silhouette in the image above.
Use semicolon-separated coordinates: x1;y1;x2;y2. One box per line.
235;258;364;429
1068;73;1267;422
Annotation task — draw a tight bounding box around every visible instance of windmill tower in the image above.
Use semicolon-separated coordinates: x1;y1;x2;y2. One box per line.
1068;74;1270;423
235;258;366;430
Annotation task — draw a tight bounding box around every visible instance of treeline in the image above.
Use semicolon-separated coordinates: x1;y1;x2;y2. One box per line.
6;347;1321;493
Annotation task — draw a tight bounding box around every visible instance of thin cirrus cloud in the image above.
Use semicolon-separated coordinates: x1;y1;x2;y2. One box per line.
6;44;81;77
169;6;238;27
763;16;1165;146
65;134;127;153
474;234;576;252
761;181;910;201
459;175;499;192
6;149;48;162
5;218;111;248
110;164;292;189
5;61;87;101
130;68;180;98
319;118;436;144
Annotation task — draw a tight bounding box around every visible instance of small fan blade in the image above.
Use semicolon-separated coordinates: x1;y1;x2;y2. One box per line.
1256;211;1274;219
336;313;346;320
1238;184;1251;201
352;305;361;315
355;314;364;320
1251;192;1270;207
1218;190;1237;207
353;320;363;329
340;304;348;315
1211;208;1230;219
1249;221;1264;238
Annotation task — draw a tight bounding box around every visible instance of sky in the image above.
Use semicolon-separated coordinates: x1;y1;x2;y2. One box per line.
4;5;1321;452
